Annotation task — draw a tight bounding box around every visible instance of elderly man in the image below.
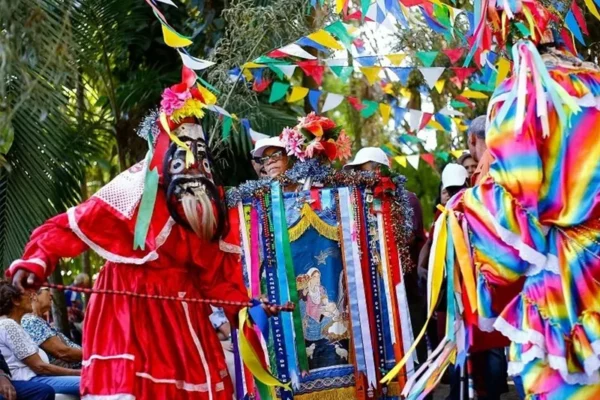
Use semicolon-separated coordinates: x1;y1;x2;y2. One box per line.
251;137;290;179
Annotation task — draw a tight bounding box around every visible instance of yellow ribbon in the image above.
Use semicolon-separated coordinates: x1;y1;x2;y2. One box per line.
159;112;195;167
381;208;448;385
448;212;477;314
238;308;291;390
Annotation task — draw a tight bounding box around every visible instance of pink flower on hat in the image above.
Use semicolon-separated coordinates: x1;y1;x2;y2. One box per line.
160;88;192;115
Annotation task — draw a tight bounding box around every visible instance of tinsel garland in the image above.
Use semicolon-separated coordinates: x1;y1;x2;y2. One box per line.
136;109;161;143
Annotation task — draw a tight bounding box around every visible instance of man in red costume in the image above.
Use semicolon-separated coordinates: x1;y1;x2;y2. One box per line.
6;68;261;399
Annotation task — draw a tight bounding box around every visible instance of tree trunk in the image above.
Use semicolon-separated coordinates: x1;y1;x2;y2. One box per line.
49;263;71;337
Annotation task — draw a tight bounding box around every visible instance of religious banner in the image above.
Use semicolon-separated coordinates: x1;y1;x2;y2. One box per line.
226;163;418;400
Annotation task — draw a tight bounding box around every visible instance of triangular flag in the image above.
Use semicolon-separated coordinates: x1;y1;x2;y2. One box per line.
395;155;407;167
267;65;285;80
461;89;488;99
438;107;464;117
268;82;290;103
451;150;466;159
416;51;439;67
360;67;382;85
390;67;412;86
178;51;215;70
418;67;445;89
361;100;379;118
495;57;511;87
571;1;589;36
419;112;433;131
427;119;445;131
324;21;354;48
443;48;464;64
379;103;392;125
278;65;297;79
356;56;379;66
386;54;406;66
394;106;407;127
407;155;420;169
308;90;321;112
453;117;468;131
307;30;344;50
287;86;309;103
434;79;446;93
435;151;450;162
435;113;452;131
421;153;436;168
278;44;316;59
321;93;345;113
296;37;329;53
330;66;354;82
298;61;326;85
336;0;349;14
157;0;178;5
450;67;476;84
222;116;233;140
348;97;365;111
162;25;193;48
565;11;585;45
408;109;422;132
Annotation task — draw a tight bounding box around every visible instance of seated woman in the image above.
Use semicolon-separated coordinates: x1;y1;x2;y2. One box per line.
22;288;82;368
0;282;80;396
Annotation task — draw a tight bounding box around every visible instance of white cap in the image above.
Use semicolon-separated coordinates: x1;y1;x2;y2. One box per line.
251;137;286;157
441;163;468;189
343;147;390;169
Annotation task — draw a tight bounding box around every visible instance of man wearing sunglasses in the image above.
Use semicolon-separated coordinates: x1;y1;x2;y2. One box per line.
251;137;290;179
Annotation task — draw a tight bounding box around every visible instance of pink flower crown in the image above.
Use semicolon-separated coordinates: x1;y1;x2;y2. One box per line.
279;113;351;162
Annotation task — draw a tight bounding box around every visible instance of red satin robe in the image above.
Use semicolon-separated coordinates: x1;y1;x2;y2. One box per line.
7;164;249;400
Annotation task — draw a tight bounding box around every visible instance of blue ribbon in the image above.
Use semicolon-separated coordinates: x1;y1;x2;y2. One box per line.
339;188;367;375
271;182;300;388
249;300;270;343
231;329;245;399
445;216;456;342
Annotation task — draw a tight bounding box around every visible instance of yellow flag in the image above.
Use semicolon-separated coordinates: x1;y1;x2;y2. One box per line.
336;0;345;13
584;0;600;20
453;117;467;131
307;30;344;50
394;156;407;167
434;79;446;93
242;62;264;69
161;25;193;48
197;85;217;106
382;83;394;95
386;54;406;66
360;67;382;85
287;86;309;103
496;57;510;87
461;89;488;99
399;87;412;98
427;119;445;131
451;149;466;159
379;103;391;125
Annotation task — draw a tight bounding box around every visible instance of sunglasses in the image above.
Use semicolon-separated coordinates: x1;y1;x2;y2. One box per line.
257;150;284;165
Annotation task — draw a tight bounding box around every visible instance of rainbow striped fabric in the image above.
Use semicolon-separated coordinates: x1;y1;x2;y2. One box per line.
415;42;600;399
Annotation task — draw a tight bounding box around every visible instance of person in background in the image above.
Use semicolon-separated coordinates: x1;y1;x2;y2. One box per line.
209;307;236;397
63;273;90;345
467;115;494;186
456;153;477;183
22;288;82;369
251;137;290;179
344;147;429;375
0;349;55;400
0;283;80;396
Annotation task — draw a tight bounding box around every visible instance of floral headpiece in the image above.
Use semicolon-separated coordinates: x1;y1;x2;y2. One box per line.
280;113;351;162
160;66;216;125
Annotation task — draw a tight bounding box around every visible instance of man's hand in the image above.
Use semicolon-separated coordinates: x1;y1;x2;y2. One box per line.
11;269;39;293
0;375;16;400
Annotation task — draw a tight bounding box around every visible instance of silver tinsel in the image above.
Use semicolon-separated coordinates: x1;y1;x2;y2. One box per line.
136;109;161;144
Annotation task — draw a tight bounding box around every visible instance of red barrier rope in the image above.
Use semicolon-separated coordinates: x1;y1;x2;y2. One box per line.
43;282;295;312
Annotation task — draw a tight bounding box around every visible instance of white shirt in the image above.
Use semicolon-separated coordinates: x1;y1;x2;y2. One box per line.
0;317;49;381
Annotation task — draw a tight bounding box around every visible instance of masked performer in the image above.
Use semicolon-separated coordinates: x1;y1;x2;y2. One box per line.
392;1;600;399
7;67;259;399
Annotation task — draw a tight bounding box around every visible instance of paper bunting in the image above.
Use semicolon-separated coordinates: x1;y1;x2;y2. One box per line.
308;90;321;112
419;113;433;131
434;79;446;93
278;44;316;59
407;155;420;169
307;30;345;50
336;0;348;14
394;106;407;127
439;107;463;117
408;109;422;132
386;54;407;65
461;90;488;99
348;97;365;111
330;66;354;82
324;21;354;47
496;57;511;87
178;51;215;70
156;0;177;5
360;67;382;85
268;82;290;103
361;100;380;118
379;103;392;125
419;67;445;89
278;65;297;79
287;86;309;103
421;153;436;168
395;156;407;167
451;150;466;159
571;1;589;36
162;25;193;48
451;67;476;84
427;119;445;131
565;11;585;45
222;116;233;139
297;37;329;53
416;51;439;67
441;47;462;64
390;67;412;86
322;93;345;112
298;61;325;85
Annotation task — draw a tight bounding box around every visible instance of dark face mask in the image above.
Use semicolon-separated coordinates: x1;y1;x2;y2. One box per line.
162;123;228;241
